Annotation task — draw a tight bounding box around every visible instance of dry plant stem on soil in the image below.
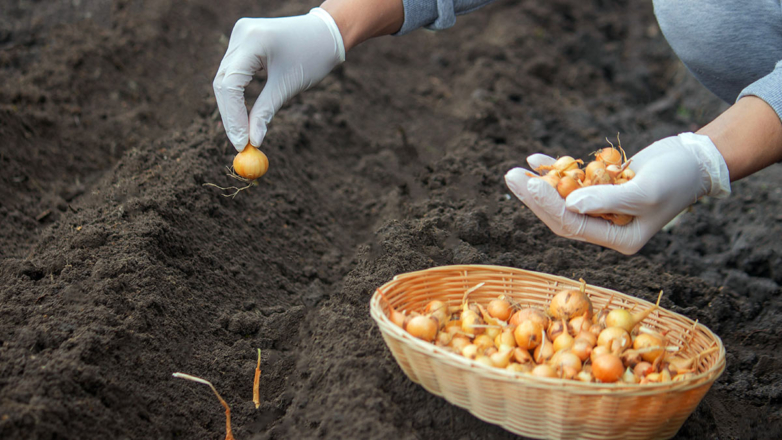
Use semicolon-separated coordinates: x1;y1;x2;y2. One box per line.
253;349;262;409
203;166;259;198
172;372;235;440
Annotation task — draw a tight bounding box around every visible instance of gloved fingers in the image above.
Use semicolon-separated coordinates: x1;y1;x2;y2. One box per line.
564;180;653;217
506;168;586;241
507;168;650;254
526;154;556;174
505;167;537;203
248;69;292;147
526;178;649;255
213;68;255;151
524;177;589;239
213;38;265;151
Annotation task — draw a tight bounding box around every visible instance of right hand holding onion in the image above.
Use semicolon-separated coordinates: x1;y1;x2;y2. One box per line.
505;133;731;255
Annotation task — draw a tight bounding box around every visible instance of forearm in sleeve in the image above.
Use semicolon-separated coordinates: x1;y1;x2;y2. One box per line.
738;60;782;124
395;0;497;35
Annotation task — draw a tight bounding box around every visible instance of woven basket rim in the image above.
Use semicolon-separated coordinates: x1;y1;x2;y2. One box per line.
371;264;726;395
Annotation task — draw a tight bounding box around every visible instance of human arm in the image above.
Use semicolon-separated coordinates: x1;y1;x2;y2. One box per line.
321;0;403;51
212;0;404;152
213;0;499;151
700;96;782;181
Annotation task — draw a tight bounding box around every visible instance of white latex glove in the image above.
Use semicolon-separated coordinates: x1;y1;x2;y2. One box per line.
505;133;731;255
213;8;346;152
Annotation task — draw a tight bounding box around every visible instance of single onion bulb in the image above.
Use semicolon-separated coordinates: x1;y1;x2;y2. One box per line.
487;297;512;321
551;156;582;172
531;365;558;378
533;335;555;363
585;161;606;182
405;315;438;342
605;298;660;333
539;170;561;188
389;308;406;328
424;300;449;329
548;319;567;341
549;282;593;321
509;309;549;329
595;147;622;166
514;320;543;350
552;351;582;373
557;176;580;198
553;332;574;352
633;361;654;378
461;310;485;336
597;327;631;351
233;144;269;180
562;168;585;182
592;353;624;383
571;337;593;361
633;333;665;363
569;313;591;335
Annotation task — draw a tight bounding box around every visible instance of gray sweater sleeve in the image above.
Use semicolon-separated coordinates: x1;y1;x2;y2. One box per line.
653;0;782;123
395;0;497;35
738;61;782;123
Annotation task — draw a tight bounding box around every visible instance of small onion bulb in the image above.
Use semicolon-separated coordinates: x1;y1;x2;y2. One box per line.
514;320;543;350
405;315;438;342
487;298;512;321
557;176;580;198
592;353;624;383
633;333;665;363
233;144;269;180
531;365;558;378
509;309;549;329
595;147;622;166
597;327;631;351
549;282;593;321
553;332;575;353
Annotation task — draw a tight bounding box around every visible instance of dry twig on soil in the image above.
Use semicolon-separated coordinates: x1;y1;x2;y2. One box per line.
173;372;235;440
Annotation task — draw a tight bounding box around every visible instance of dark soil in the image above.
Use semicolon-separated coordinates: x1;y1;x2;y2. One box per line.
2;0;782;438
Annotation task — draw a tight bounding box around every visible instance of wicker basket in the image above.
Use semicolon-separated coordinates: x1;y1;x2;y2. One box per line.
370;265;725;440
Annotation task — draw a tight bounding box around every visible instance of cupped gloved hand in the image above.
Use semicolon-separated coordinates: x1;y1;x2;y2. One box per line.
505;133;731;255
213;8;345;151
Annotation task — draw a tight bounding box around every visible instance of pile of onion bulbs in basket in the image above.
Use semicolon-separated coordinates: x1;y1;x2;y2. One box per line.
387;281;716;384
527;141;635;226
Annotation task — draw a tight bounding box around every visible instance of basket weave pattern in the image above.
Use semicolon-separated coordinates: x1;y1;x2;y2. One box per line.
370;265;725;440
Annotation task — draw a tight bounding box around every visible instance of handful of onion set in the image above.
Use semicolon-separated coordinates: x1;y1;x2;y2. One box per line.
528;138;635;226
386;280;716;385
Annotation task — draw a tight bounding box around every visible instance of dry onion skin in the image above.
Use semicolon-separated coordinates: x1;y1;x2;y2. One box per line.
528;135;637;225
385;282;712;386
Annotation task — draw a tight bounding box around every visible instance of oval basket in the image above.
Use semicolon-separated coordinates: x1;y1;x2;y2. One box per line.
370;265;725;440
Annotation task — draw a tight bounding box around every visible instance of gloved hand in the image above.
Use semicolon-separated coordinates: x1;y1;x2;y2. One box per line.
505;133;732;254
213;8;346;152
